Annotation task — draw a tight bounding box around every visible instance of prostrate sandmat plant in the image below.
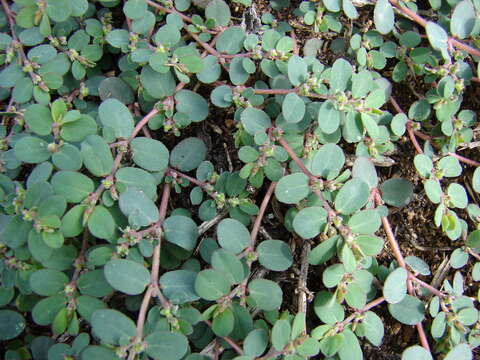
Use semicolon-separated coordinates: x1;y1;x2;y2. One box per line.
0;0;480;359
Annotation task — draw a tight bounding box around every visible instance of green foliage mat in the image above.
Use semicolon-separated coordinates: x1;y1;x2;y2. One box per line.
0;0;480;359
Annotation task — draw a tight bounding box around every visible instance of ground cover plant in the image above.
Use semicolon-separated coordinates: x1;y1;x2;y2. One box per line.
0;0;480;358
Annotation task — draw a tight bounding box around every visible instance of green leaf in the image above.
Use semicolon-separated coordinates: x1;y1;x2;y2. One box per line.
170;137;207;172
51;171;94;203
309;235;338;265
216;26;245;54
240;108;272;135
318;100;341;134
80;346;118;360
314;291;344;324
330;58;352;93
30;269;68;296
105;29;129;48
77;269;114;298
360;311;384;346
131;137;169;172
257;240;293;271
119;187;160;227
438;156;462;177
46;0;72;22
212;307;235;336
248;279;282;311
405;256;430;275
282;93;305;123
448;183;468;209
374;0;394;34
98;77;134;105
194;269;231;300
116;167;157;200
292;206;327;239
145;331;189;360
467;230;480;248
379;178;413;207
352;156;378;189
383;267;408;304
444;344;472;360
14;136;51;163
205;0;231;26
123;0;147;19
288;55;307;86
32;295;67;326
0;310;26;340
217;218;251;254
81;135;113;177
311;144;345;178
426;21;449;60
451;0;476;39
60;115;97;142
244;329;268;357
52;143;82;171
424;179;442;204
401;345;433;360
175;90;209;122
388;295;425;325
140;65;176;98
160;270;199;304
275;173;310;204
98;98;134;139
348;209;381;234
338;330;362;360
414;154;433;177
272;319;291;351
91;309;136;345
163;215;198;251
61;204;86;237
211;249;245;283
24;104;53;136
88;206;115;240
473;167;480;193
104;259;150;295
334;178;369;215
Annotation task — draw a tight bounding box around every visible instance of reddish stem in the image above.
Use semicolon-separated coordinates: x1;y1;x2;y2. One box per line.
448;152;480;167
204;320;244;355
250;181;276;248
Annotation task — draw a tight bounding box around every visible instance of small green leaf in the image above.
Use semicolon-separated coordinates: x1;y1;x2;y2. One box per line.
98;98;134;139
88;206;115;240
104;259;150;295
175;90;209;122
248;279;283;311
119;187;160;227
46;0;72;22
388;295;425;325
451;0;476;39
30;269;69;296
330;58;352;93
288;55;307;86
123;0;147;20
244;329;268;357
401;345;433;360
282;93;305;123
91;309;136;345
240;108;272;135
314;291;344;324
374;0;394;34
217;218;251;254
145;331;189;360
275;173;310;204
160;270;199;304
211;249;245;283
170;137;207;172
24;104;53;135
14;136;51;163
311;144;345;179
81;135;113;177
334;178;369;215
379;178;413;207
272;319;291;351
426;21;449;60
205;0;231;26
444;343;472;360
212;307;235;336
383;267;408;304
0;310;26;340
131;137;169;172
163;215;198;251
51;171;94;203
257;240;293;271
292;206;327;239
195;269;231;300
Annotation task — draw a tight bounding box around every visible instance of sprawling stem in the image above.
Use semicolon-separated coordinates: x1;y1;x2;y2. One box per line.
389;0;480;58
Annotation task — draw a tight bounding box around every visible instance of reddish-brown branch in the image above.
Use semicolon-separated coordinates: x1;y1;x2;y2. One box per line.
409;274;445;298
250;181;276;248
448;152;480;167
390;96;423;154
338;296;386;329
204;320;244;355
389;0;480;58
276;136;316;179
